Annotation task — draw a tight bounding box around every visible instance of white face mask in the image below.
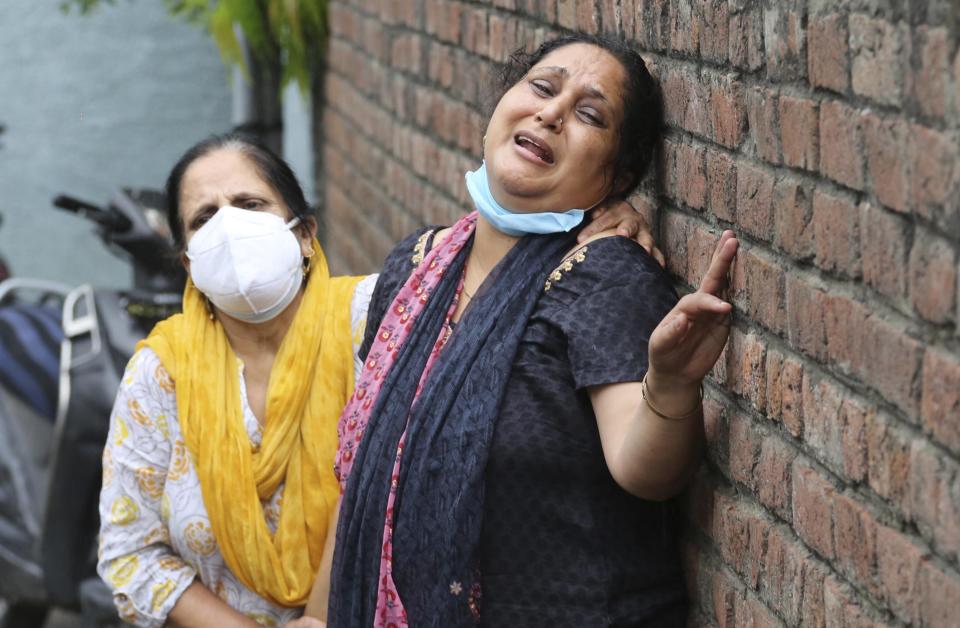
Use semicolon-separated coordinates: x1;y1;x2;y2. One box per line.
186;206;305;324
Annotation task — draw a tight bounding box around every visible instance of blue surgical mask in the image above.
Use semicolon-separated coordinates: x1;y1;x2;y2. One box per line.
464;162;587;237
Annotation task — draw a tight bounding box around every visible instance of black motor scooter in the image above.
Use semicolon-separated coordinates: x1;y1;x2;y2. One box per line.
0;189;183;627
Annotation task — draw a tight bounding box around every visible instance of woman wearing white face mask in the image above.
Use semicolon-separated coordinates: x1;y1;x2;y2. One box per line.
96;134;376;627
96;133;658;627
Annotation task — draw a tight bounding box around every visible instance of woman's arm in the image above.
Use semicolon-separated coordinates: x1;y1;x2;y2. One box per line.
98;350;257;627
303;498;341;620
166;582;261;628
590;231;738;500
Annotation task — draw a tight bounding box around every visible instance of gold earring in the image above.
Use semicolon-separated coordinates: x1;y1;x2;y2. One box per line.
204;296;215;321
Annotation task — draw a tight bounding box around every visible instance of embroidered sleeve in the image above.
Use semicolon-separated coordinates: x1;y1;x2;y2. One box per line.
97;348;196;628
350;274;378;384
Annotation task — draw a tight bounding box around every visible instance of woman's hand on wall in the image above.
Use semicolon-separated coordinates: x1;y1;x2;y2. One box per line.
647;230;738;389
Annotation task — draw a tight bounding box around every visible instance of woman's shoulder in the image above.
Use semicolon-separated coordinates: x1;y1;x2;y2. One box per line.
543;232;673;298
380;224;445;279
120;346;177;400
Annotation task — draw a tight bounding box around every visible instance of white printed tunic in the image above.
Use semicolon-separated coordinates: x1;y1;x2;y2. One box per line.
97;274;377;627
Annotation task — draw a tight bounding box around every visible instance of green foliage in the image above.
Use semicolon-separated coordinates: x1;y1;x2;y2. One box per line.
61;0;328;94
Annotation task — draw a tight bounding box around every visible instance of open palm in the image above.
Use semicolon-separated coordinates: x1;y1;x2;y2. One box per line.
648;230;739;385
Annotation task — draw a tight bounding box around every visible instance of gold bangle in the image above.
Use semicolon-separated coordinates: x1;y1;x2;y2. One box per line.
641;374;703;421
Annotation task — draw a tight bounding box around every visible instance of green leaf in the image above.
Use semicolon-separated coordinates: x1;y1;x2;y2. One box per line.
60;0;329;94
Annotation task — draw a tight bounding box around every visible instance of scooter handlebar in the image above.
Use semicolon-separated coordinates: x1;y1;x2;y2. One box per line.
52;194;132;232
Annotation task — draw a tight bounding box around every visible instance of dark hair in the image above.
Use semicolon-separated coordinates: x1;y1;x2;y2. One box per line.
165;132;312;250
497;34;664;199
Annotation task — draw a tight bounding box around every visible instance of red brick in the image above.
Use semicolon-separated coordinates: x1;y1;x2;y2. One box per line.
722;329;767;410
668;0;697;55
661;66;709;138
633;0;670;51
556;0;577;29
919;559;960;628
756;436;797;522
760;526;811;624
819;100;864;190
747;87;781;164
428;42;455;88
861;112;910;213
860;316;923;419
575;0;599;33
908;124;958;219
822;292;870;377
462;8;489;57
812;188;861;277
706;148;737;223
850;14;908;107
695;0;729;63
876;524;928;624
778;96;818;171
728;409;761;488
832;492;878;591
762;3;806;81
823;575;881;628
391;33;424;74
736;162;775;240
802;374;863;481
909;440;960;562
922;347;960;454
425;0;461;44
730;248;787;334
661;210;691;279
741;593;781;628
765;351;804;439
713;493;752;576
702;395;728;467
712;567;741;628
911;26;949;120
728;1;764;71
866;411;912;512
672;141;707;211
488;13;520;63
860;202;909;306
786;275;827;362
908;231;957;324
709;74;748;148
773;177;814;261
808;13;849;93
793;460;836;559
687;223;719;289
746;515;770;591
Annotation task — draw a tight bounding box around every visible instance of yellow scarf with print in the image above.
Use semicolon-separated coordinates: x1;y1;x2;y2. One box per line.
139;240;361;607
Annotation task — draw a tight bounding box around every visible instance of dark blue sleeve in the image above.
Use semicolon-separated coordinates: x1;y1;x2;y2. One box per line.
553;237;678;389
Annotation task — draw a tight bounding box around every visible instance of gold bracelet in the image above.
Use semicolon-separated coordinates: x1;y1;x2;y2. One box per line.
641;374;703;421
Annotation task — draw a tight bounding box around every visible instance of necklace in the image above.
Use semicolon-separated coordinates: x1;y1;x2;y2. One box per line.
462;248;491;302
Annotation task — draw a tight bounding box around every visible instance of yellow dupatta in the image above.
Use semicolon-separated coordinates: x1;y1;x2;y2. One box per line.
139;240;361;606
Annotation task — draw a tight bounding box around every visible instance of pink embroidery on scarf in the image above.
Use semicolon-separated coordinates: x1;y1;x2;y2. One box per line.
335;213;477;627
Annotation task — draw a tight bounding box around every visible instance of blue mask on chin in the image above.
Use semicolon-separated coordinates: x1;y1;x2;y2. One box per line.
464;161;588;237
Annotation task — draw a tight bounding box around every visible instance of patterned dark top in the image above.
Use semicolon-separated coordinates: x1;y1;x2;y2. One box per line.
360;228;687;627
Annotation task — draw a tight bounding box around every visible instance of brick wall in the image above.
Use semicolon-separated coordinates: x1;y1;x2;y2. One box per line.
318;1;960;625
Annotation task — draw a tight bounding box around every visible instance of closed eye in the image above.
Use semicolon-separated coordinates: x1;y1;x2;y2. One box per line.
578;107;605;127
530;79;554;97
